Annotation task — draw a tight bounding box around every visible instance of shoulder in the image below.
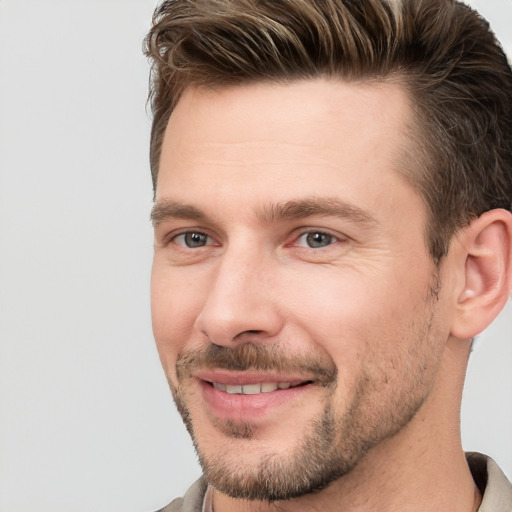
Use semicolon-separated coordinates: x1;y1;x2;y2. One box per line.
466;453;512;511
156;477;208;512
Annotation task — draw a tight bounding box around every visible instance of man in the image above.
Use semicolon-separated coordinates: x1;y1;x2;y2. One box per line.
144;0;512;510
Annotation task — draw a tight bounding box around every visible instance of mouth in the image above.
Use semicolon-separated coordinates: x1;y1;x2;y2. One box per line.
192;370;316;422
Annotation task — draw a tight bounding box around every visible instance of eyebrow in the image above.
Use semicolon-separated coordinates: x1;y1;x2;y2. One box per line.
151;201;207;226
151;197;378;227
257;197;378;226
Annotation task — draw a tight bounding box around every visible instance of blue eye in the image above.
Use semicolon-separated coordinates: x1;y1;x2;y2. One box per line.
296;232;336;248
174;232;212;248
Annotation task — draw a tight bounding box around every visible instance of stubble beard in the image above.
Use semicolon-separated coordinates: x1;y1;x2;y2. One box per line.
168;278;442;502
168;350;432;501
171;375;352;501
170;375;430;502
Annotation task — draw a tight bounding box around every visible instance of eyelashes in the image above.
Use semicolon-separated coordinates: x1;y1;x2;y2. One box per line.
168;229;345;250
294;231;339;249
173;231;215;248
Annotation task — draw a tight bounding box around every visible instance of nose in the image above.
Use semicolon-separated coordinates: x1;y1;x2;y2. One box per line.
194;247;284;347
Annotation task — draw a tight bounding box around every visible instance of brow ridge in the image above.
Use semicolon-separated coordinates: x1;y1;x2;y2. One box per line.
151;197;378;227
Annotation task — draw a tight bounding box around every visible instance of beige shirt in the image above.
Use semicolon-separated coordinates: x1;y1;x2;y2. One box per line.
467;453;512;512
159;453;512;512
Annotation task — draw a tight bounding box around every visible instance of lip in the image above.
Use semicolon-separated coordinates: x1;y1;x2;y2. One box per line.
195;370;314;422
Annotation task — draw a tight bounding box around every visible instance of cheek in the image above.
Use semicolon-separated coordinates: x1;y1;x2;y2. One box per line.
288;266;394;342
150;264;206;372
283;273;378;387
287;267;432;373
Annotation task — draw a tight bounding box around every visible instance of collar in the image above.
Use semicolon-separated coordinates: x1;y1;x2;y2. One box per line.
466;452;512;511
202;484;214;512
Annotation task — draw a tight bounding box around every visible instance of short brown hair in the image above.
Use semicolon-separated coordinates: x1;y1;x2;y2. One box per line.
144;0;512;262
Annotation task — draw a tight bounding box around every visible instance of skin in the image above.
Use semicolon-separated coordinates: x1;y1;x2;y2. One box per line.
150;79;500;512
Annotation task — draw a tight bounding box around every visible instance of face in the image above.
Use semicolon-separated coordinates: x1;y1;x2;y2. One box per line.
151;79;450;501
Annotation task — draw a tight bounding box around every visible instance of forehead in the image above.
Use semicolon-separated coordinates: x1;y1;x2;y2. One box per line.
157;79;416;215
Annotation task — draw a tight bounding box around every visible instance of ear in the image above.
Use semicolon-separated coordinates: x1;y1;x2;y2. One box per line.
450;209;512;340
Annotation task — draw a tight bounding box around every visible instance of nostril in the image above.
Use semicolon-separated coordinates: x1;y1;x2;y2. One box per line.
232;329;264;341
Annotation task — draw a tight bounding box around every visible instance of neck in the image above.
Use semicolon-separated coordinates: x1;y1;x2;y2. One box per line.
212;340;480;512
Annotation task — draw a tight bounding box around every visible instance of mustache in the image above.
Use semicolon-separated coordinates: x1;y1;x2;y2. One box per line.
176;343;337;387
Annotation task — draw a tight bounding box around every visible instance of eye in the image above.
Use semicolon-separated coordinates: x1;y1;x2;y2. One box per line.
173;231;213;248
295;231;337;248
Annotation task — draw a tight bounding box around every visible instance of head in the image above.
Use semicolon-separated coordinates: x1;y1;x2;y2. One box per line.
145;0;512;504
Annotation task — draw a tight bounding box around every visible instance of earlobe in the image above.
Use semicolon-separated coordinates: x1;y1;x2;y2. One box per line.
450;209;512;340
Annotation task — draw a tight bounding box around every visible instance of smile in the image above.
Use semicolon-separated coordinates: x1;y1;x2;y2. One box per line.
212;381;305;394
197;374;317;421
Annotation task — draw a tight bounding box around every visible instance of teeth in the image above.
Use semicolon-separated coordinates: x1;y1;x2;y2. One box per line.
226;384;242;394
212;382;297;395
242;384;261;395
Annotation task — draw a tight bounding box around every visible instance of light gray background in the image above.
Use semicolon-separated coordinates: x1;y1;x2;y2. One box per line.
0;1;510;511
